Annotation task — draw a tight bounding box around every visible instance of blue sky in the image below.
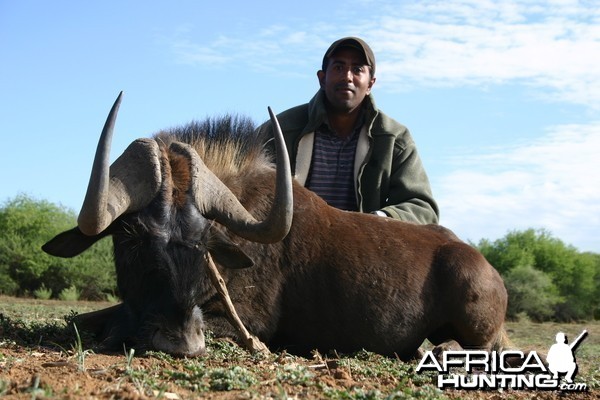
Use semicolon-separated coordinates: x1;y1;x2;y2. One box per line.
1;0;599;252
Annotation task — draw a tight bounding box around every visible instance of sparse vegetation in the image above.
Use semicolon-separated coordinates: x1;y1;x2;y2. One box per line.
0;297;598;399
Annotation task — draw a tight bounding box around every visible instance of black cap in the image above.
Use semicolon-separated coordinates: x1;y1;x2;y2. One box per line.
322;37;376;75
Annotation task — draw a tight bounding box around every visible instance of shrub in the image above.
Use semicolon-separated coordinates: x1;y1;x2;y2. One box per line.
33;284;52;300
58;285;81;301
504;265;562;321
477;228;600;321
0;195;116;300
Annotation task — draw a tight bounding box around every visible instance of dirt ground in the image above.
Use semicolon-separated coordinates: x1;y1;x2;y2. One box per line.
0;297;598;399
1;344;596;400
1;347;165;399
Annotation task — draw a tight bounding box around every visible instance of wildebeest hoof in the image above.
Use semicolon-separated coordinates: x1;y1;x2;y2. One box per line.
432;340;462;360
411;347;426;361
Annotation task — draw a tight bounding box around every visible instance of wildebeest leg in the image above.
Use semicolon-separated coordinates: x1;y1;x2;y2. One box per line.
70;303;139;351
430;242;508;360
411;347;426;361
72;303;124;337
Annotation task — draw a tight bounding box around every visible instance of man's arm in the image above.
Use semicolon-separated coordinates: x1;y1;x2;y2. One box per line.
379;141;439;224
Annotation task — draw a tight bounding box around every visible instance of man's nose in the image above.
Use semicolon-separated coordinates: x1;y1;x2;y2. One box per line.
341;67;353;81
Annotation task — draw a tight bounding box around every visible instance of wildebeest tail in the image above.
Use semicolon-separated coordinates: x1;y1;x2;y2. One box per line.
492;325;548;368
491;325;513;353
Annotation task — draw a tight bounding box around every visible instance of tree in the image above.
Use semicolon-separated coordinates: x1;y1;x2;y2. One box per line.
593;253;600;319
0;194;116;299
475;233;535;275
476;228;600;321
503;265;562;321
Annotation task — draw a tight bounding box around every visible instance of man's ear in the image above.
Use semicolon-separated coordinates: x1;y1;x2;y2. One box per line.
366;76;376;95
208;232;254;269
317;70;326;89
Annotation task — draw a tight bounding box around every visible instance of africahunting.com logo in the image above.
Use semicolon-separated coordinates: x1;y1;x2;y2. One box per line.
416;330;588;392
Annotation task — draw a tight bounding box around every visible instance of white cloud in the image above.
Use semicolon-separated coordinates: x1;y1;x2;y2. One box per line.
167;0;600;108
370;0;600;108
437;122;600;251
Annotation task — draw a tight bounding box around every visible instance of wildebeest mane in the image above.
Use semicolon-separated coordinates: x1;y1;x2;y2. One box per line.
153;115;273;184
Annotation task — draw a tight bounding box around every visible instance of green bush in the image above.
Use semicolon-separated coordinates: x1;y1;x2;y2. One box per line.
503;265;562;321
33;284;52;300
0;194;116;300
105;293;120;303
58;285;81;301
477;228;600;321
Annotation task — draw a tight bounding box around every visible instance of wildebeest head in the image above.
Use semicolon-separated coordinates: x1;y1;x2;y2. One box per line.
43;93;293;356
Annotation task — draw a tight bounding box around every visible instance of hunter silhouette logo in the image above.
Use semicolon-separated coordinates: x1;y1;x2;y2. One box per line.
546;330;587;384
416;330;589;391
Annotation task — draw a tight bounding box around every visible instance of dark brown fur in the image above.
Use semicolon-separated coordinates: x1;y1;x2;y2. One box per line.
213;176;508;358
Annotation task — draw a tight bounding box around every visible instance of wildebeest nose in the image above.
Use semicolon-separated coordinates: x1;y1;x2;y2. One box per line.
151;307;206;357
152;327;206;357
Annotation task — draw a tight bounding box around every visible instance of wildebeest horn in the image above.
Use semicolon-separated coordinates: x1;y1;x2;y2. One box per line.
78;92;162;236
170;107;293;243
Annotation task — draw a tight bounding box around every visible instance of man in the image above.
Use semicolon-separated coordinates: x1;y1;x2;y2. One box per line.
262;37;438;224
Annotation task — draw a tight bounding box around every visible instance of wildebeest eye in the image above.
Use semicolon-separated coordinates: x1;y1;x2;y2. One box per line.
206;230;254;269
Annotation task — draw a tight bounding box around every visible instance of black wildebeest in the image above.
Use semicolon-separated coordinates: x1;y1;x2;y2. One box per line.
43;93;508;359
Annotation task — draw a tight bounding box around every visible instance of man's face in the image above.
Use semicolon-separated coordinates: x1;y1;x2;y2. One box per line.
318;47;376;114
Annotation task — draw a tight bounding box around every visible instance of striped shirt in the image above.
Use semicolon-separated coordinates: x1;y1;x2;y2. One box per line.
306;122;361;211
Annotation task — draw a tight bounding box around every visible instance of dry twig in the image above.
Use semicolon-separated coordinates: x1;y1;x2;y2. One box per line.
205;253;270;354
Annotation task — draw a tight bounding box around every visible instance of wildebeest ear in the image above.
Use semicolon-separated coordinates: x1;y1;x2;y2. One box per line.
209;234;255;269
42;227;108;258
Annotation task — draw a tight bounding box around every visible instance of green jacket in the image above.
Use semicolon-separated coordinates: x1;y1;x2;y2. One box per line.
263;90;439;224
